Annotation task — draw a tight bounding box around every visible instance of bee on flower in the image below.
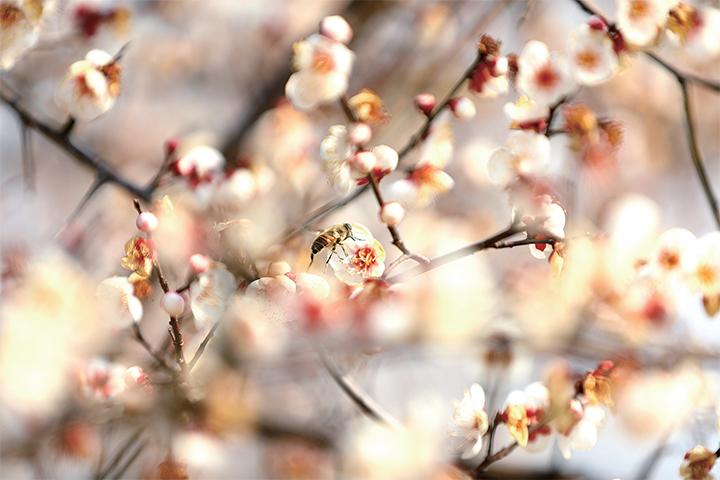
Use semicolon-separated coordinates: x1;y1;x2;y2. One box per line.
452;383;489;459
0;0;51;70
516;40;575;107
55;49;122;121
285;16;354;111
328;223;385;285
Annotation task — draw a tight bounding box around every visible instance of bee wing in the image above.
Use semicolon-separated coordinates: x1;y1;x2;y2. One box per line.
303;225;324;236
349;223;371;241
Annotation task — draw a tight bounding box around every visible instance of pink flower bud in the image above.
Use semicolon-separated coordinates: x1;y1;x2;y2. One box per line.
349;122;372;145
161;291;185;317
189;254;211;274
165;138;179;156
135;212;158;233
414;93;436;116
351;151;377;175
588;16;608;31
380;201;405;226
319;15;353;44
449;96;476;120
124;366;149;387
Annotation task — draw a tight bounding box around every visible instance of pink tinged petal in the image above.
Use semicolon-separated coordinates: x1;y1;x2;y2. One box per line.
487;148;515;185
569;419;598;451
470;384;486;411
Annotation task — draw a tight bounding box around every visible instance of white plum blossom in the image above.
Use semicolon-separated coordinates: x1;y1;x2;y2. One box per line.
285;32;354;110
371;144;398;177
503;96;550;130
518;194;566;240
557;402;606;459
247;262;330;300
449;96;477;120
173;145;225;182
569;23;619;86
517;41;575;107
190;262;237;329
319;14;353;44
0;0;49;70
329;223;385;285
649;228;696;277
676;6;720;60
55;49;121;121
96;276;143;328
321;125;355;194
81;359;128;401
487;130;550;186
617;0;674;47
685;232;720;296
453;384;489;459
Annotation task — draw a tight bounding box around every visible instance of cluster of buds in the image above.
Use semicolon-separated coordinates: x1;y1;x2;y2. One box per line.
468;34;509;99
72;2;130;38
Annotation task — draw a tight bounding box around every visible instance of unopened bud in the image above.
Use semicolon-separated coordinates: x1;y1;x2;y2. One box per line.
414;93;436;116
349;122;372;145
449;96;476;120
319;15;353;44
380;201;405;226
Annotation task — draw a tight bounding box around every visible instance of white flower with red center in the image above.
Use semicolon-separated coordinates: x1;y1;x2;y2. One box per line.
649;228;696;276
81;359;127;401
55;49;121;121
96;276;143;328
502;382;552;448
389;115;454;207
329;224;385;285
517;41;575;107
617;0;675;47
504;96;550;132
557;401;606;459
685;232;720;296
569;23;619;86
487;130;551;186
678;6;720;60
285;32;354;111
171;144;226;187
0;0;48;70
453;384;489;459
190;261;237;329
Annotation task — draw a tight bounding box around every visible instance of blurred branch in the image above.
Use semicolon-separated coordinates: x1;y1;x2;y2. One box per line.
0;83;153;201
317;345;403;429
188;321;220;371
569;0;720;228
94;426;146;480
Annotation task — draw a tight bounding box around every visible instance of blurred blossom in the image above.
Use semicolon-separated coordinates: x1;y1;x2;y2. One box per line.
468;37;509;99
190;261;237;329
616;0;674;47
55;49;122;121
321;125;356;194
517;40;575;107
679;445;717;480
487;130;550;186
286;31;354;110
348;89;389;125
96;275;143;327
343;398;445;480
0;0;51;70
79;358;127;401
202;370;258;434
685;232;720;296
264;441;334;480
69;0;131;39
225;294;289;360
569;22;619;86
556;401;606;459
504;96;550;131
501;382;551;448
0;250;102;417
173;430;226;477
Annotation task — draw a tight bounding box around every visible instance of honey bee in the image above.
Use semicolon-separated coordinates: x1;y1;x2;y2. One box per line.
308;223;361;268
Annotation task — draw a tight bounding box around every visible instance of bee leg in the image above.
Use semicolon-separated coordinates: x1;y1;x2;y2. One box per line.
340;244;348;257
307;254;314;271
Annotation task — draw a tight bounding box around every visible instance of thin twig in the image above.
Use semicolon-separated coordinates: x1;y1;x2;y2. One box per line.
20;121;34;190
188;321;220;371
109;438;148;480
316;345;403;429
94;426;145;480
131;322;175;373
0;84;152;200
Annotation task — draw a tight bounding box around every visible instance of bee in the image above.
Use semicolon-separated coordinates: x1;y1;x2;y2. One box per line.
308;223;360;268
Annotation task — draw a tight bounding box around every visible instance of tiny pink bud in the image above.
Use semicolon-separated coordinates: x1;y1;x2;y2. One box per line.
135;212;158;233
449;96;476;121
349;122;372;145
414;93;436;116
161;291;185;317
588;15;608;31
319;15;353;44
189;254;211;274
165;138;179;156
380;201;405;226
350;151;377;175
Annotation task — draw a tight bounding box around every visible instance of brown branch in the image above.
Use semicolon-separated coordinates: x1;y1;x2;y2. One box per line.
131;322;175;373
188;321;220;371
386;224;522;284
94;426;146;480
0;84;153;201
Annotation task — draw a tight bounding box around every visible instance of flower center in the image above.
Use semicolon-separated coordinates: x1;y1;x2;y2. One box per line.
75;74;96;98
628;0;650;20
312;51;335;73
697;265;716;286
351;246;377;272
657;249;680;270
576;50;600;70
0;3;23;28
534;64;559;90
